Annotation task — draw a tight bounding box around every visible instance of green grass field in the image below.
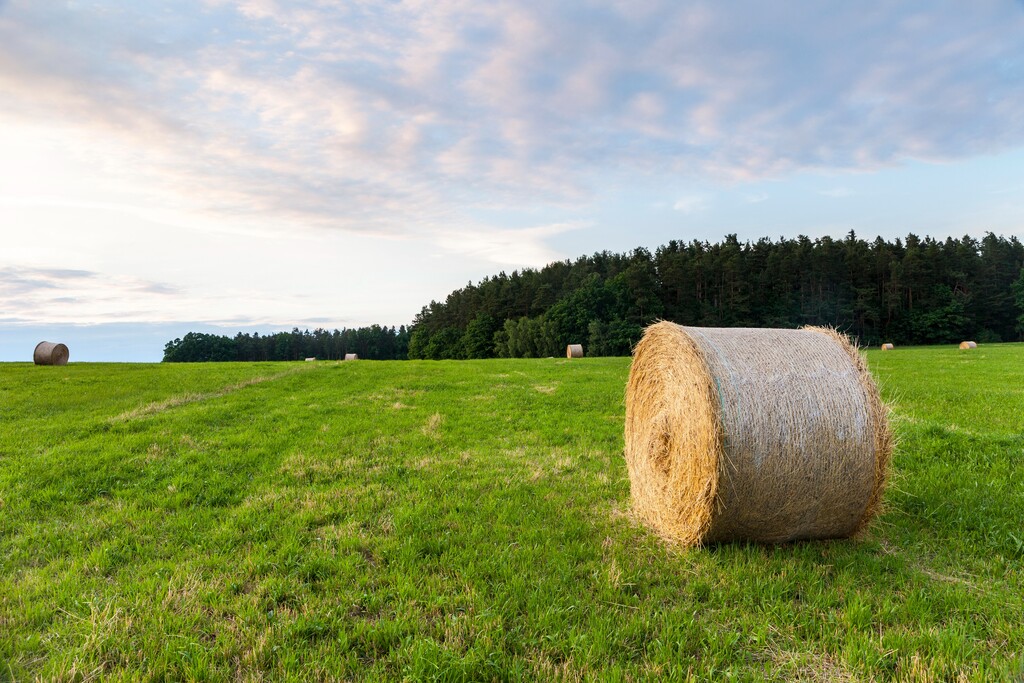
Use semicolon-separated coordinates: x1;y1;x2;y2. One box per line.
1;346;1022;681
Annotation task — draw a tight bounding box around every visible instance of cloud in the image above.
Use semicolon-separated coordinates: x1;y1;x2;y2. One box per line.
819;187;855;198
435;221;586;268
1;1;1022;233
0;267;96;296
0;267;179;324
673;195;709;214
31;268;94;280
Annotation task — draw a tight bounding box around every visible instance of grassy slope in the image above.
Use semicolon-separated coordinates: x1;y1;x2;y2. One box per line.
0;348;1022;681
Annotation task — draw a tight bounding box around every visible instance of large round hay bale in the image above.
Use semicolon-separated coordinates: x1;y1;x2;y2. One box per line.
881;343;894;351
566;344;584;359
959;341;977;349
624;323;892;546
344;353;358;361
33;341;70;366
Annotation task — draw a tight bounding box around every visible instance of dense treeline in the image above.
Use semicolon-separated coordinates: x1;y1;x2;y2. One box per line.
162;326;409;362
408;232;1024;359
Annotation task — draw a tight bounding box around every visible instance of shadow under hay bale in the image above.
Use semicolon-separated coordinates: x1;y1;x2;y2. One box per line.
959;341;977;349
33;341;70;366
881;343;894;351
624;323;892;546
566;344;584;359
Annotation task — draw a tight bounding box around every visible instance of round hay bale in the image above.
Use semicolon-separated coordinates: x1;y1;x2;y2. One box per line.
624;323;892;546
344;353;358;361
958;341;977;349
566;344;584;359
33;341;70;366
881;343;894;351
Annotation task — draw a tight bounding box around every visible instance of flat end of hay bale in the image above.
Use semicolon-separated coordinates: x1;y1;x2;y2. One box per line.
624;322;722;545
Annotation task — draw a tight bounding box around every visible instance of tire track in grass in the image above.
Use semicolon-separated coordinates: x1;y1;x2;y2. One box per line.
107;364;321;424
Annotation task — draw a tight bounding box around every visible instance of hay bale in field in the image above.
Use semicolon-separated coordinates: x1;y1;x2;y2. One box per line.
344;353;358;361
33;341;69;366
566;344;584;359
881;343;894;351
624;323;892;546
305;357;316;362
959;341;977;350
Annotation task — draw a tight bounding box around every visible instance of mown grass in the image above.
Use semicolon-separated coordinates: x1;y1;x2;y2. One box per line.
1;347;1022;681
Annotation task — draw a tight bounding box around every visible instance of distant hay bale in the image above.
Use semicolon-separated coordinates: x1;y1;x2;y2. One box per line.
344;353;358;361
566;344;584;359
304;357;316;362
959;341;977;349
624;323;892;546
881;343;894;351
33;341;69;366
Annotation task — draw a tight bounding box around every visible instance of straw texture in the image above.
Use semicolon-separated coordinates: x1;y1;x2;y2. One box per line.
959;341;977;349
33;341;69;366
344;353;359;361
881;343;894;351
566;344;584;359
624;323;892;545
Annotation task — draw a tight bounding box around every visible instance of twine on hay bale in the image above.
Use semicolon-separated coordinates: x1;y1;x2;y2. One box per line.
959;341;977;349
566;344;584;359
344;353;358;361
881;343;894;351
624;323;892;546
33;341;70;366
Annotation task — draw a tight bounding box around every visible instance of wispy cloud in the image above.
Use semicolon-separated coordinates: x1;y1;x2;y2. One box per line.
2;1;1022;235
435;221;586;268
0;267;180;324
673;195;710;214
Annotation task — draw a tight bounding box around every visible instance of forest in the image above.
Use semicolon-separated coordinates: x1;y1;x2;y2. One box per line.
163;232;1024;362
162;326;409;362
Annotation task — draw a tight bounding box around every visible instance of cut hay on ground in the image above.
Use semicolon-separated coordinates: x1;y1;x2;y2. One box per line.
344;353;359;361
33;341;69;366
959;341;977;349
566;344;584;359
624;323;892;546
881;343;894;351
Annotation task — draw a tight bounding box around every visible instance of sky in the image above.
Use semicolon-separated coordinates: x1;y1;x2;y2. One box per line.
2;1;1024;361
